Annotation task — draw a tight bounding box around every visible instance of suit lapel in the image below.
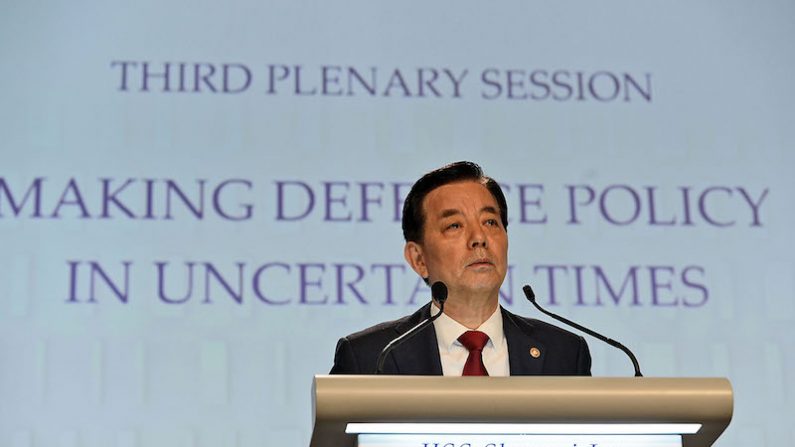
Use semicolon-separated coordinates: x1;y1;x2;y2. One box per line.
389;303;443;375
383;305;544;375
502;307;546;375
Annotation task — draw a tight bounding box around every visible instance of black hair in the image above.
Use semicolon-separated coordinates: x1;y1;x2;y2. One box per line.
401;161;508;243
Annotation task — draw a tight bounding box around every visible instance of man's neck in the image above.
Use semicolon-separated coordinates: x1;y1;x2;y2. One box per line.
435;294;499;329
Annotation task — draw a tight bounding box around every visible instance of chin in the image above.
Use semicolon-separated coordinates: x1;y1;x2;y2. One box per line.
461;280;502;294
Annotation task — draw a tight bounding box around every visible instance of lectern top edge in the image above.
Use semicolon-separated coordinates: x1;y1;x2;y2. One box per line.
310;376;733;447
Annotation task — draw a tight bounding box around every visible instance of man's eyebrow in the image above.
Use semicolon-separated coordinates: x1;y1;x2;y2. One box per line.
438;207;499;219
439;209;462;219
481;206;499;215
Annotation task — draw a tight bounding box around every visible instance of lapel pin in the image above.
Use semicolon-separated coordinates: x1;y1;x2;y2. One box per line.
529;347;541;358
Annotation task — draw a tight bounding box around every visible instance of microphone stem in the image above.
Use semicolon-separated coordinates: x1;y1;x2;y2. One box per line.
375;300;445;374
526;289;643;377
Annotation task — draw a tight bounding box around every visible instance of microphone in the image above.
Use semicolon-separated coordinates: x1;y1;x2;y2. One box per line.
375;281;448;374
522;284;643;377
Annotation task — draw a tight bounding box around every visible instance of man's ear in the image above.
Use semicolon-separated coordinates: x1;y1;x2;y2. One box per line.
404;241;429;279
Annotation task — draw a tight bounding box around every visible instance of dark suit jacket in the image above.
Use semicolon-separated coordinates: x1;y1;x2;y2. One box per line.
330;304;591;375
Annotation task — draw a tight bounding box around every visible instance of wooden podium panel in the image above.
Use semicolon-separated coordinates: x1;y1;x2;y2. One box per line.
310;376;732;447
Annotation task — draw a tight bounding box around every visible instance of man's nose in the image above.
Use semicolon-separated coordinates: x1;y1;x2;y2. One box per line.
469;225;487;248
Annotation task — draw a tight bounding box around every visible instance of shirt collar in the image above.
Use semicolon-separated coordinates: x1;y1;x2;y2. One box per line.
431;302;505;352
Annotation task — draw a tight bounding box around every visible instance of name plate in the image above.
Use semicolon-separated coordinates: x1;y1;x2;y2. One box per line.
357;434;682;447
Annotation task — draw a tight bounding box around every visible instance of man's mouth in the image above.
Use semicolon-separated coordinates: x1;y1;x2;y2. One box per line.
467;258;494;268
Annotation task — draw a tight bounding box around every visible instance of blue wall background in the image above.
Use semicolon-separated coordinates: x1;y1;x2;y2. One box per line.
1;1;793;445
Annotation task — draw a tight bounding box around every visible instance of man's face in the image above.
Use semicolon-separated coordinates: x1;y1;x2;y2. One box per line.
404;180;508;299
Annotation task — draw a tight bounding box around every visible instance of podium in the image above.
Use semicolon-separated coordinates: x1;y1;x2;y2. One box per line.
310;376;732;447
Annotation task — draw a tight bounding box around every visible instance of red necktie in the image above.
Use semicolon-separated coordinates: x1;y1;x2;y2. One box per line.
458;330;490;376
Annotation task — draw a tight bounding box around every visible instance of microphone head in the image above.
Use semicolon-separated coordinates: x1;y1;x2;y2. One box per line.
522;284;536;303
431;281;448;304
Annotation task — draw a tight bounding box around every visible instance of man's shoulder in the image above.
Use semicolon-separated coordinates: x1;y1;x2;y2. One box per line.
341;315;406;344
340;305;428;346
501;307;586;344
330;304;432;375
501;307;591;375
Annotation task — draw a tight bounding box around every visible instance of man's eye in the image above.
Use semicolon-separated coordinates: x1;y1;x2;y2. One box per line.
447;222;461;229
485;219;498;226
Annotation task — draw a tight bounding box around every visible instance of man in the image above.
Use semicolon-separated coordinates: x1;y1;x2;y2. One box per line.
330;161;591;376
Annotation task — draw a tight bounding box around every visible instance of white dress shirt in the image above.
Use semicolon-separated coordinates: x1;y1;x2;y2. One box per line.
431;303;510;376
